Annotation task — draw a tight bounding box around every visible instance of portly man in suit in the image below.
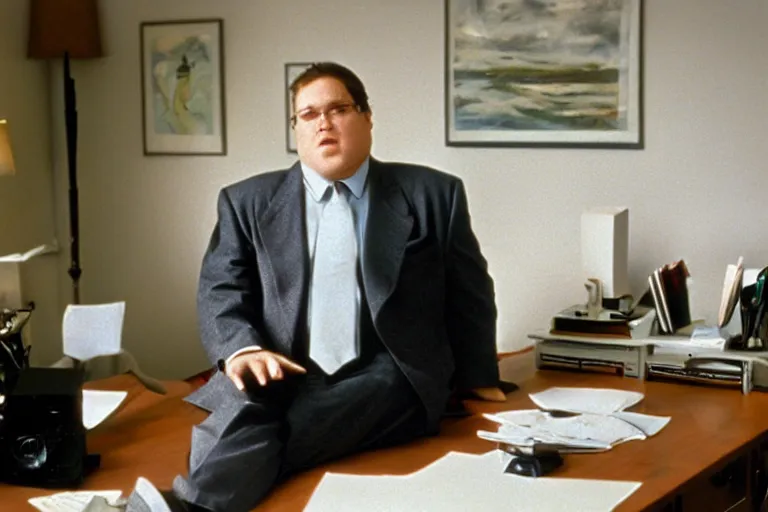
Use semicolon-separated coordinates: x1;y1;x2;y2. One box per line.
127;62;504;512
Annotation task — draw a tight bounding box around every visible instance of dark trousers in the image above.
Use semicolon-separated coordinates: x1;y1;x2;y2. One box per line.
173;351;425;512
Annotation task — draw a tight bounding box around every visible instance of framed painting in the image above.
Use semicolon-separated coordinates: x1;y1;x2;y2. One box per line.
140;19;226;155
445;0;644;149
285;62;312;153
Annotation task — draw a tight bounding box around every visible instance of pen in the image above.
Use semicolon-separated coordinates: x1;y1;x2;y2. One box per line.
753;272;765;308
749;271;767;348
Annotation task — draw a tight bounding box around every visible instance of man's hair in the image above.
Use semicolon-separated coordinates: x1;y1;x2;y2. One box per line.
290;62;371;114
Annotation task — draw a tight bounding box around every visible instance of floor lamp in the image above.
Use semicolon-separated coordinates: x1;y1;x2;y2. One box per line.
27;0;103;305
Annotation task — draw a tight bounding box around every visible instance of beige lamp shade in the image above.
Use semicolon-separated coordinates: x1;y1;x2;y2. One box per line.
0;120;15;177
27;0;103;59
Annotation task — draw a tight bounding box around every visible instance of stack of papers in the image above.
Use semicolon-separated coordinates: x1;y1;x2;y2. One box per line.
479;410;648;452
29;490;123;512
305;451;641;511
478;387;670;453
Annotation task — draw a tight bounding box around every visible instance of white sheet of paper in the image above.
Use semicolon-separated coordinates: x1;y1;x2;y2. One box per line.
529;387;644;415
0;243;58;263
82;390;128;429
28;490;123;512
305;451;640;512
611;411;670;437
62;302;125;361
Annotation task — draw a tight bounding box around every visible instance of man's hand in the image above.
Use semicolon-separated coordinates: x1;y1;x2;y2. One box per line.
469;386;507;402
225;350;306;391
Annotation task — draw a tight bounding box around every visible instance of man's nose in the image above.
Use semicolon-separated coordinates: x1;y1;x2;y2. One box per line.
317;111;333;129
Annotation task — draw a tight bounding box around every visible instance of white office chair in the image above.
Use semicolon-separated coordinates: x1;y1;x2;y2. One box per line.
51;352;166;394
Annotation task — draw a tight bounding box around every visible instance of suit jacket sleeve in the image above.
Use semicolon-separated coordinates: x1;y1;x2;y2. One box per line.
445;180;500;390
197;188;268;366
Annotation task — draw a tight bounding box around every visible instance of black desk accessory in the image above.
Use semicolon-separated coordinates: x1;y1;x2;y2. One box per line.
0;367;100;487
505;452;564;477
501;443;564;478
726;267;768;352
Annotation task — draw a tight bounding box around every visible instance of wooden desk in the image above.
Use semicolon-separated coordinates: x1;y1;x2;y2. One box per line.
1;366;768;511
0;376;206;509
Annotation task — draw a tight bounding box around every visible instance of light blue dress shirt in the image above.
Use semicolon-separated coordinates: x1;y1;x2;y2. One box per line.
226;159;371;363
301;158;370;263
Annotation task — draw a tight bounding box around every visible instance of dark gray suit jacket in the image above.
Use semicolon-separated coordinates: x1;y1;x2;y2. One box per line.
188;158;499;428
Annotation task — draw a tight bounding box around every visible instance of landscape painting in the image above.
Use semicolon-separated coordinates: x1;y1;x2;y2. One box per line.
445;0;643;148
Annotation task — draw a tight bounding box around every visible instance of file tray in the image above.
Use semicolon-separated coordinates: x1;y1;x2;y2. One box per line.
645;344;768;395
529;331;650;379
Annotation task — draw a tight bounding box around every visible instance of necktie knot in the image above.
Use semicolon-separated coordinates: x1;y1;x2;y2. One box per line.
330;181;350;203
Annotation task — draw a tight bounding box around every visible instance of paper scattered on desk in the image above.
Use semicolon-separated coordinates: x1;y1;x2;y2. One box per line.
29;490;123;512
82;390;128;429
480;410;647;451
63;302;125;361
304;451;641;511
530;387;644;415
611;411;671;437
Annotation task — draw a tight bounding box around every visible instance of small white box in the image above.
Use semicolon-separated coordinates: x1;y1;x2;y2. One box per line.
581;207;630;298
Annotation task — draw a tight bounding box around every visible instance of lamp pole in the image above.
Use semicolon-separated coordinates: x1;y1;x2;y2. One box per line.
63;52;81;305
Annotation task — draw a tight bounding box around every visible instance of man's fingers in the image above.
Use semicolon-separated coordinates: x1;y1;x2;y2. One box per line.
227;370;246;391
249;360;268;386
274;354;307;374
224;351;305;391
266;357;283;380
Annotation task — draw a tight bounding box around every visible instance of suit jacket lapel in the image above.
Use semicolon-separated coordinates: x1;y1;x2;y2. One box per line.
258;163;307;347
363;159;414;321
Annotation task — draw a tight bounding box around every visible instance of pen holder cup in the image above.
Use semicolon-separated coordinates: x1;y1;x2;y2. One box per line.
728;270;768;351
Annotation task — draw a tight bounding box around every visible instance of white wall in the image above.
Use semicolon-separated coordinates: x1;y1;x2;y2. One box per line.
0;0;61;366
10;0;768;380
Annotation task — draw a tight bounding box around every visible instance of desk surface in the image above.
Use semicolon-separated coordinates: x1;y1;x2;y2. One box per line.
2;364;768;511
0;377;206;509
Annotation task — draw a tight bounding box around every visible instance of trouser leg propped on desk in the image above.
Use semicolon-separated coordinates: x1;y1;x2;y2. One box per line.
174;352;425;512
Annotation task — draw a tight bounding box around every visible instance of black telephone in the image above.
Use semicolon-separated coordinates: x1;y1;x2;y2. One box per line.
0;306;32;398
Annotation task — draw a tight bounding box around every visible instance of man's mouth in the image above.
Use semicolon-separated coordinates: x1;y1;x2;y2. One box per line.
318;138;338;147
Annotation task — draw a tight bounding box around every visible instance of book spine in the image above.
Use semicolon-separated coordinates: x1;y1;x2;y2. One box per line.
649;272;671;333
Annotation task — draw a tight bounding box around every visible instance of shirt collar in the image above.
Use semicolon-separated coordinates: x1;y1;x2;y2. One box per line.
301;157;370;202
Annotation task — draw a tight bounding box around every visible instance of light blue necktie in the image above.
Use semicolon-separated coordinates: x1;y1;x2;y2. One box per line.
309;182;359;374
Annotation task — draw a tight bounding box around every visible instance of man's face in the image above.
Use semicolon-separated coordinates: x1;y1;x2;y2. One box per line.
293;77;372;181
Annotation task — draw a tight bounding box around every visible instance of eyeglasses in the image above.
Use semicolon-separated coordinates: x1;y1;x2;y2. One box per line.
291;102;360;126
